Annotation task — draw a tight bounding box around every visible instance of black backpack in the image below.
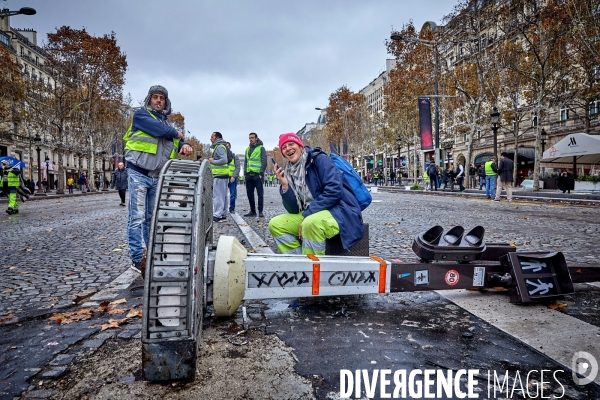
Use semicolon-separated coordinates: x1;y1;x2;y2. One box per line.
428;164;437;176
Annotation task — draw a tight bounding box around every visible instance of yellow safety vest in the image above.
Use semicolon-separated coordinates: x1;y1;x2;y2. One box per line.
1;169;20;187
245;145;263;173
485;160;497;176
211;145;229;176
123;110;179;158
228;153;236;177
423;171;430;182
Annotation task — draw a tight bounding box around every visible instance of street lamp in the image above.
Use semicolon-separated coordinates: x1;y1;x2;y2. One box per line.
100;151;108;191
490;106;500;158
540;128;547;154
0;7;36;18
396;136;402;186
391;22;441;167
33;134;46;197
45;156;50;193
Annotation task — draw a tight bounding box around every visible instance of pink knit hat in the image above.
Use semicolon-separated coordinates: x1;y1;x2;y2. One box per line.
278;133;304;153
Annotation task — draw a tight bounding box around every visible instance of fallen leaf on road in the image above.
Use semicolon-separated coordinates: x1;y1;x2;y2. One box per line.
100;318;128;331
24;249;32;252
11;346;17;349
0;314;16;323
110;298;127;305
126;307;143;318
397;231;406;234
65;271;79;276
96;236;107;240
2;289;15;294
48;308;94;324
547;302;567;310
108;307;128;315
112;248;123;252
9;266;16;270
523;217;529;220
99;301;110;311
46;228;53;232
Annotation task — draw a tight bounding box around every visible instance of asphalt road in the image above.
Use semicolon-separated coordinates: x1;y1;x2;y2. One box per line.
1;187;599;399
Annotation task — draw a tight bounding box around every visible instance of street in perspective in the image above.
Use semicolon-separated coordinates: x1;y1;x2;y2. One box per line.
1;186;599;399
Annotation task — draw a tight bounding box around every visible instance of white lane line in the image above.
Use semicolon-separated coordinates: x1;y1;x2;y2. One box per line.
438;289;600;384
80;269;140;307
230;213;274;254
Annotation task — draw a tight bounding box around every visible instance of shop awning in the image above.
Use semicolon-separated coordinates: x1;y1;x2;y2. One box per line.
542;133;600;165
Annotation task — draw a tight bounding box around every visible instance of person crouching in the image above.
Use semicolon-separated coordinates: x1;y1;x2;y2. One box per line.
268;133;364;255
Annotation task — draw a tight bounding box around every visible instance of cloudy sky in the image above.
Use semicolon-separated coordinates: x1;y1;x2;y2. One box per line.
6;0;455;154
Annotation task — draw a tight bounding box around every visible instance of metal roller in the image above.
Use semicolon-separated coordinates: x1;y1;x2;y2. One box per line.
142;159;213;381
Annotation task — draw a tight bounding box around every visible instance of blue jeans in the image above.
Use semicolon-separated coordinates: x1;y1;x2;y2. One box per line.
485;176;496;198
127;169;158;262
228;179;237;212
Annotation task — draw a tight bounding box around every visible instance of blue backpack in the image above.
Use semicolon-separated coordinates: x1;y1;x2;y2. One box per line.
330;152;372;211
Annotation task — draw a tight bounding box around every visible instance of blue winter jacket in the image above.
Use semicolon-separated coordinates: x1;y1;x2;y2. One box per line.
279;146;364;250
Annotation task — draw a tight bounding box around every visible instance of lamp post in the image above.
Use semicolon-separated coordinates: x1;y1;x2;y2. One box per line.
45;156;50;193
0;7;36;18
391;22;441;167
540;128;547;178
100;151;108;191
540;128;547;154
490;106;500;158
33;134;46;196
351;150;355;168
396;136;402;186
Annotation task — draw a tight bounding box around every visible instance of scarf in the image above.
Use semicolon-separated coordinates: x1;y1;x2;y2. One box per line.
284;148;313;211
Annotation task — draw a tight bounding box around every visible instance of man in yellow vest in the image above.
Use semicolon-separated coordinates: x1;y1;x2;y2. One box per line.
1;160;21;214
226;142;240;214
209;132;230;222
244;132;267;218
123;85;193;276
484;156;498;200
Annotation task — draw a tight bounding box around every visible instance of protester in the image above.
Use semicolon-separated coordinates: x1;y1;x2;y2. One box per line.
226;142;240;214
209;132;230;222
1;159;21;214
494;152;514;202
485;156;498;199
268;133;364;255
244;132;267;218
110;162;128;206
78;173;87;193
455;161;466;192
67;176;75;194
124;85;192;276
468;164;477;189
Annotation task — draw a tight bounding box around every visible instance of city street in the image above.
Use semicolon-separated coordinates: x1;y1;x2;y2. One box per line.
1;187;600;399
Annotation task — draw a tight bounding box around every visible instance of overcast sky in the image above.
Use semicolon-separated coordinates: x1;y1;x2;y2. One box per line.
6;0;456;154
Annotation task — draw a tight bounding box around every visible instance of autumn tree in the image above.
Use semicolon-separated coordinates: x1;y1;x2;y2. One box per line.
495;0;573;190
562;0;600;133
323;86;366;154
0;45;26;136
42;27;126;193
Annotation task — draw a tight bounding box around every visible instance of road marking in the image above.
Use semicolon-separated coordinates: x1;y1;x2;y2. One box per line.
80;269;139;307
438;289;600;385
230;213;274;254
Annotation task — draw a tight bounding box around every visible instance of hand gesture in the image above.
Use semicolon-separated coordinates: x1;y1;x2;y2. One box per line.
273;162;288;190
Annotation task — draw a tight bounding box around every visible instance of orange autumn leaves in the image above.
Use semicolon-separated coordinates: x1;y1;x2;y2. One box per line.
48;298;142;331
